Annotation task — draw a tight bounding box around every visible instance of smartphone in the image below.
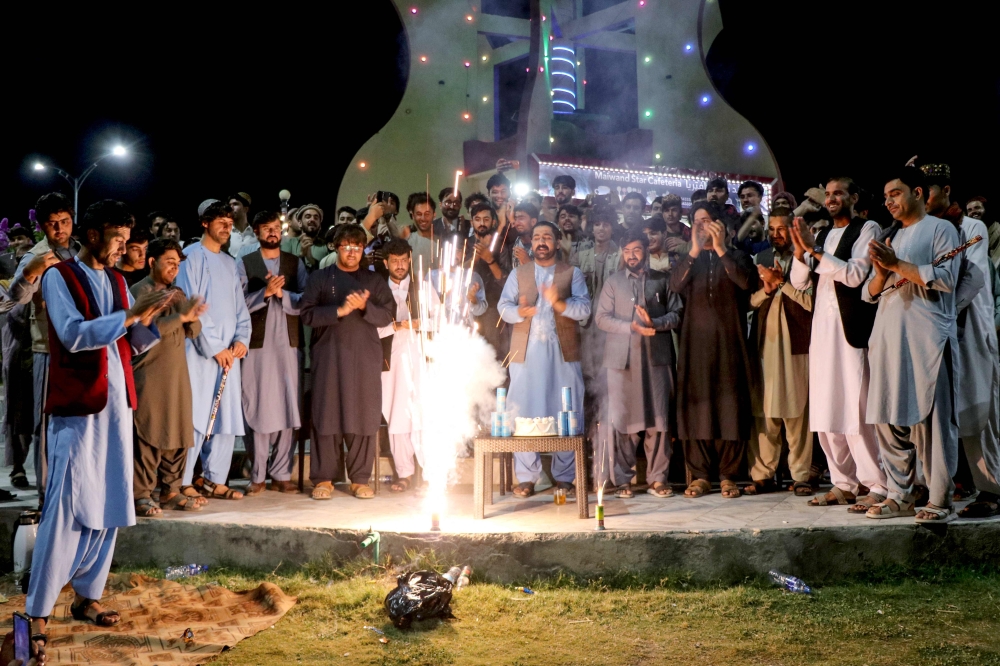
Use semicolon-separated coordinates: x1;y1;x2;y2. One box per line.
13;611;31;664
375;191;386;203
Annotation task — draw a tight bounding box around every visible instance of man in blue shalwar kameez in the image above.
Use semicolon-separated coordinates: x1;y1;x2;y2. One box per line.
176;201;252;501
26;200;166;656
498;221;590;498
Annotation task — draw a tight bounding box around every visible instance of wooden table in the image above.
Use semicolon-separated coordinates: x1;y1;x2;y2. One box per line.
473;436;589;519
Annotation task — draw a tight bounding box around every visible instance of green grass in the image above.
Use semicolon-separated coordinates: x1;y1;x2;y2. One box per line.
117;559;1000;665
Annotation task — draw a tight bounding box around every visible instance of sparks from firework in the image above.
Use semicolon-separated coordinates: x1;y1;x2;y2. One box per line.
408;240;505;530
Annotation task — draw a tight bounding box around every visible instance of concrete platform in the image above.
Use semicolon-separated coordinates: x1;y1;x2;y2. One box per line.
3;463;999;585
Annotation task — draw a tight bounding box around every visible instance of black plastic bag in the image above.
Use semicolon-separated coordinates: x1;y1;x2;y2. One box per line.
384;570;454;629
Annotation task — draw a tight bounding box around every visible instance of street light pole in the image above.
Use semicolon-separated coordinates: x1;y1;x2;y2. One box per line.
33;145;129;215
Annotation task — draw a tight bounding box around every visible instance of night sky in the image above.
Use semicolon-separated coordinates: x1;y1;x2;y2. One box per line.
2;2;995;234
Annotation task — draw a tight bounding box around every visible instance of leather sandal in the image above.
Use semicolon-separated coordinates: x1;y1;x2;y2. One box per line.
134;497;162;517
71;598;121;626
194;477;244;500
245;482;266;496
866;499;916;519
273;480;300;494
847;492;886;514
809;486;856;506
180;485;209;507
684;479;711;498
512;482;535;499
161;492;203;512
312;481;333;500
720;480;741;499
351;483;375;499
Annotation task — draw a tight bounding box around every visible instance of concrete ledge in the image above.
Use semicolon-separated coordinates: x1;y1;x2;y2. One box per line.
111;520;1000;585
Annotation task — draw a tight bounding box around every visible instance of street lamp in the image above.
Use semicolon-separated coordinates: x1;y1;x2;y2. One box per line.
32;144;130;217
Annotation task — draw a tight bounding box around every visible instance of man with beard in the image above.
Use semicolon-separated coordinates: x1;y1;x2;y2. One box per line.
498;221;590;498
131;239;208;516
227;192;255;258
281;204;329;269
594;227;683;498
621;192;646;231
500;202;538;273
434;187;469;240
746;210;814;496
238;210;307;495
469;202;509;359
378;239;425;492
176;201;251;501
9;192;82;501
552;175;576;208
670;201;758;499
922;164;1000;517
26;199;165;653
790;177;886;510
301;224;395;500
735;181;770;255
405;192;437;271
966;197;999;268
863;167;960;523
557;204;592;264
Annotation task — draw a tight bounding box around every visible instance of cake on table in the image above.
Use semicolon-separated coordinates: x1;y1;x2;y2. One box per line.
513;416;557;437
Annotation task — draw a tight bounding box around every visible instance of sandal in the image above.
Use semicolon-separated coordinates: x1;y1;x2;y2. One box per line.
70;598;121;626
847;492;886;514
615;484;634;499
959;493;1000;518
273;480;300;494
720;480;741;499
245;482;266;496
684;479;711;498
134;497;162;517
647;482;674;498
792;481;814;497
312;481;333;500
160;492;203;512
866;498;916;519
916;503;956;524
555;481;577;499
744;479;777;495
180;485;209;507
350;483;375;499
10;471;30;488
194;477;244;500
809;486;856;506
390;477;411;493
512;482;535;499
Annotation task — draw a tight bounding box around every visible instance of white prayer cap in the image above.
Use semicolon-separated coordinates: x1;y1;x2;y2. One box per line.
198;199;221;217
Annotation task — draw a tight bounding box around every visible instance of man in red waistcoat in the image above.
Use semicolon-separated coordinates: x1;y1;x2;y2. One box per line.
24;200;167;660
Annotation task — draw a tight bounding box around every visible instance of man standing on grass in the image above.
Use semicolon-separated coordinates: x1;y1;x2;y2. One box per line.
238;210;308;496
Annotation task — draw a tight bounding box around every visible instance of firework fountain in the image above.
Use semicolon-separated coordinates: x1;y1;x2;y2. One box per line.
409;239;505;531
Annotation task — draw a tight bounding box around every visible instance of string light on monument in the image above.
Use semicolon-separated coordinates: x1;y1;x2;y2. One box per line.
551;46;577;115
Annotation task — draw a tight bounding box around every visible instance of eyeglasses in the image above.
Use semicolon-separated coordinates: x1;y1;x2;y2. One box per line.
337;245;364;253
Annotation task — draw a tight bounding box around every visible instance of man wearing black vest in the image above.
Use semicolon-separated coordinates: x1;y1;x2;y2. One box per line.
746;210;814;496
237;211;308;495
790;177;887;510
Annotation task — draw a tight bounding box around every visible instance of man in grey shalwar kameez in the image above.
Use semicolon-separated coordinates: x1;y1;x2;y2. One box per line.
594;229;682;498
864;168;961;523
238;211;307;495
26;200;165;654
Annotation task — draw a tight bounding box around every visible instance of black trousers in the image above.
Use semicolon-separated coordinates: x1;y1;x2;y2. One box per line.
311;432;376;485
684;439;745;482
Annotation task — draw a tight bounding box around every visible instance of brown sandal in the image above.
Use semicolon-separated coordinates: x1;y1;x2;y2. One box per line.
847;492;886;514
312;481;333;500
512;482;535;499
194;478;244;500
390;477;411;493
792;481;814;497
720;480;741;499
809;486;855;506
684;479;711;498
180;485;209;507
351;483;375;499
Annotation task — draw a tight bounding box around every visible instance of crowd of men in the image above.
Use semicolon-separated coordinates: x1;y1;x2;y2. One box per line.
2;160;1000;651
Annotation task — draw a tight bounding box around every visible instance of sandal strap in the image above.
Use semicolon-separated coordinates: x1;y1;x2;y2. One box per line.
918;505;951;518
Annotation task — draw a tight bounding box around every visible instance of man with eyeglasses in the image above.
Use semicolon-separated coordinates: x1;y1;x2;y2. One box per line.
301;224;395;500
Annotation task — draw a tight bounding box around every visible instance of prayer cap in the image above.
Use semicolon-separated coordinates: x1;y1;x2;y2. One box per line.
198;199;221;216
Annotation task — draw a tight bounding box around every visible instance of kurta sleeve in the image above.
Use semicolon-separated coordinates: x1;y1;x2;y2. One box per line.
233;268;252;347
652;290;683;331
790;256;812;290
362;275;396;328
562;267;591;322
919;222;961;292
669;255;695;293
719;251;758;291
815;221;878;287
955;260;985;312
124;287;162;354
469;272;488;317
749;288;770;309
594;278;630;335
42;269;127;352
8;251;40;305
300;271;342;328
779;282;814;312
498;270;524;324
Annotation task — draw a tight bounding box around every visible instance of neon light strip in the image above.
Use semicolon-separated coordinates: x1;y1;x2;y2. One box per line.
552;71;576;81
552;46;576;54
552;88;577;97
553;100;577;108
550;57;575;66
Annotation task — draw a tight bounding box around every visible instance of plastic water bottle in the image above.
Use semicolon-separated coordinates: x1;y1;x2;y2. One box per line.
768;570;811;594
165;564;209;581
443;566;463;583
455;566;472;590
379;475;393;485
